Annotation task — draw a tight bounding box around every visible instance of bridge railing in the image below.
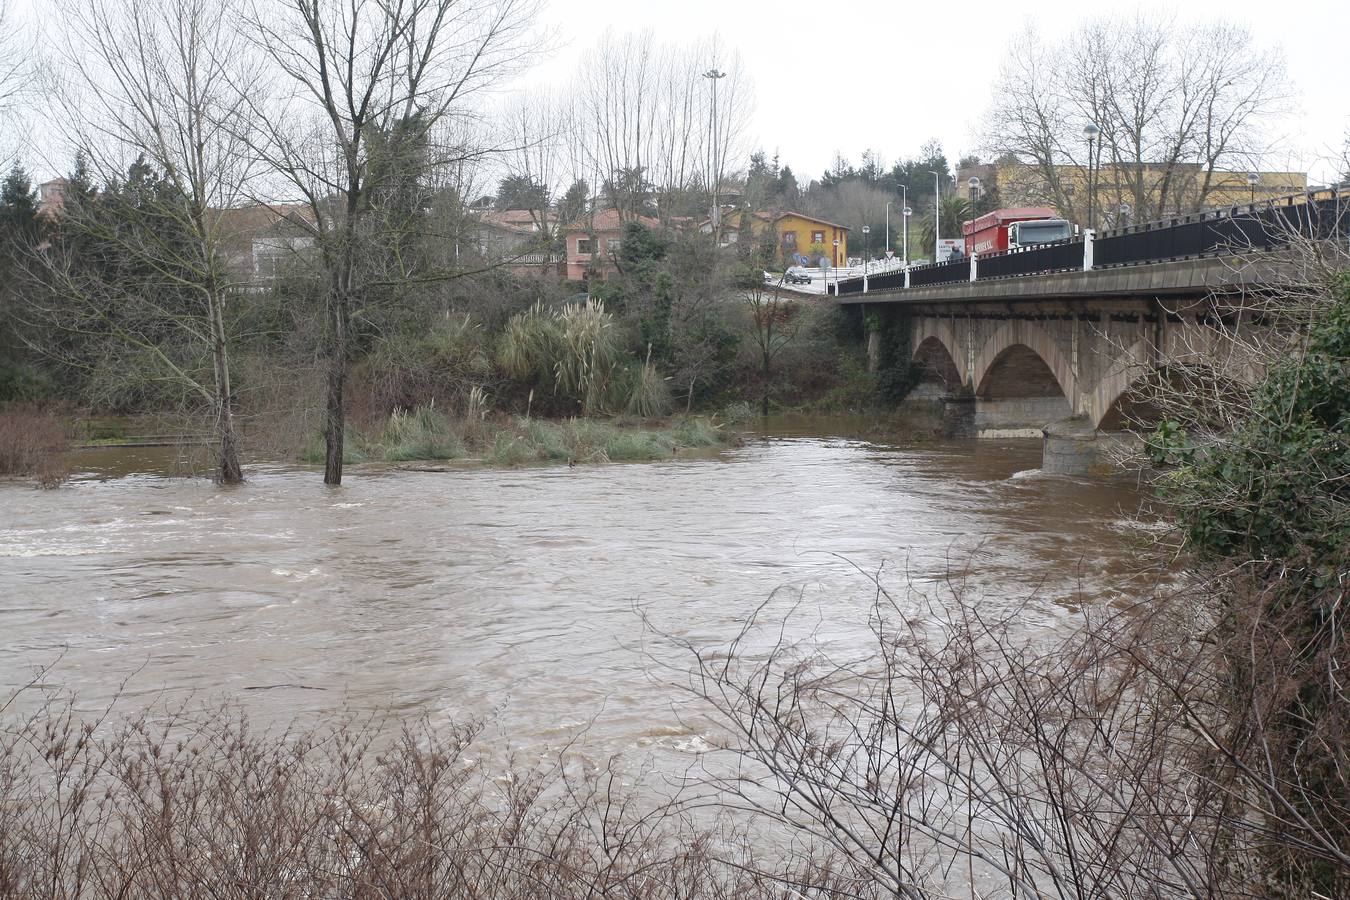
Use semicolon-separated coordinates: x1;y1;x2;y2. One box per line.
977;236;1086;279
836;186;1350;296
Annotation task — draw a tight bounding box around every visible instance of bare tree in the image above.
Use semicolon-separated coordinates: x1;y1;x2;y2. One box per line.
742;277;798;416
241;0;539;484
985;15;1289;224
36;0;254;482
498;91;569;238
0;0;39;166
574;31;753;224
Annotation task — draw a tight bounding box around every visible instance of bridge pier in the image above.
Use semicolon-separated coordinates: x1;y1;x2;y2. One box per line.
1042;417;1102;475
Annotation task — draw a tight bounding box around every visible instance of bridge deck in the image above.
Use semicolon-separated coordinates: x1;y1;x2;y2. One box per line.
838;256;1275;305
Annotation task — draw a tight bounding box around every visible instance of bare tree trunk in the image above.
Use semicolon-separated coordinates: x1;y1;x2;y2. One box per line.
323;286;347;485
209;289;243;484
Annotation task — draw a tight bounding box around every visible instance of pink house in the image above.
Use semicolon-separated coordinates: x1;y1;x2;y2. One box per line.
561;208;661;281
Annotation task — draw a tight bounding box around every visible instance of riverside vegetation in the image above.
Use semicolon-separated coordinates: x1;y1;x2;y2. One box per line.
0;162;881;484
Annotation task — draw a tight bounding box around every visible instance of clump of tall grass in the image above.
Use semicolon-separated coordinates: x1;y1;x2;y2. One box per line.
482;417;725;467
619;359;673;418
501;300;665;417
0;407;70;487
486;431;536;466
672;417;721;447
379;404;464;461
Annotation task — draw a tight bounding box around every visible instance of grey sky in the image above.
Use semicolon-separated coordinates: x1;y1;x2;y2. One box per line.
517;0;1350;184
10;0;1349;184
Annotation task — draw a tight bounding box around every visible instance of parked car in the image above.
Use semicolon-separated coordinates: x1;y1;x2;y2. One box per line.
784;267;813;285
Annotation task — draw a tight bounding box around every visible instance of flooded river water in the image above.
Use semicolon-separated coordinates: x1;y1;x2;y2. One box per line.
1;419;1153;761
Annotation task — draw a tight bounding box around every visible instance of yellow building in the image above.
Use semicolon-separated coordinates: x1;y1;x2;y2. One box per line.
717;210;850;267
959;161;1308;229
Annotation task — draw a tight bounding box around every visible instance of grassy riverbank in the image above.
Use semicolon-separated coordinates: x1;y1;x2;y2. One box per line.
301;406;731;467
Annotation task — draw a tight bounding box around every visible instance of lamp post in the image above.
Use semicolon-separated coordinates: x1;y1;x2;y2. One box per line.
885;201;893;255
902;204;912;268
1246;171;1259;204
1118;202;1131;228
702;68;726;245
830;239;841;294
928;170;941;262
860;225;870;292
1083;122;1100;230
968;175;981;203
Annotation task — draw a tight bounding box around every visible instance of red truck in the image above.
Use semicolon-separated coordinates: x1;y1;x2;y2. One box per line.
962;207;1073;256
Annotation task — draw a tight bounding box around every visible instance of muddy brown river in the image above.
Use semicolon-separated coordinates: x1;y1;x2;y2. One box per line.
1;418;1153;762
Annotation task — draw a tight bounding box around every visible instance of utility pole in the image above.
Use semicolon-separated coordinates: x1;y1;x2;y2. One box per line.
703;68;726;247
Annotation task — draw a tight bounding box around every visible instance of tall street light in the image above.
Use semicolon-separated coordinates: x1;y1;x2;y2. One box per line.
1247;171;1259;204
902;204;912;268
928;170;942;262
885;201;893;255
1083;122;1100;230
860;225;871;291
831;239;840;295
703;68;726;245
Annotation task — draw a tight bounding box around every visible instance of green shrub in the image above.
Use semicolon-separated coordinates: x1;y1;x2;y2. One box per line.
1153;277;1350;565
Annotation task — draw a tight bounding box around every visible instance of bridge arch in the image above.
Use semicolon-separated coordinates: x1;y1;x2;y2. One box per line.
910;318;965;388
912;335;963;392
1088;340;1152;430
972;321;1076;403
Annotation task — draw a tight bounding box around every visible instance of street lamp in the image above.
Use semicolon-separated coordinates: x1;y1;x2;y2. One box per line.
968;175;981;202
885;201;893;255
902;205;912;268
1083;122;1100;230
928;170;942;262
1246;171;1259;204
831;238;840;294
861;224;870;264
1118;202;1131;228
702;68;727;245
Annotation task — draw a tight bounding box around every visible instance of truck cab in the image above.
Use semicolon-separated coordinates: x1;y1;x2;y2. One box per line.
1007;217;1072;248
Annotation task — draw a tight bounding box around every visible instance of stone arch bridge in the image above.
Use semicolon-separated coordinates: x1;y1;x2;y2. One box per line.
843;257;1272;472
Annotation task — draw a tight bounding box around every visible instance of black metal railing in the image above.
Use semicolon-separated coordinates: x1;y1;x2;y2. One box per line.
833;186;1350;297
977;237;1085;279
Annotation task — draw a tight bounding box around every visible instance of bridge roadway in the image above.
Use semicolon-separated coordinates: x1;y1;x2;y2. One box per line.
838;255;1283;473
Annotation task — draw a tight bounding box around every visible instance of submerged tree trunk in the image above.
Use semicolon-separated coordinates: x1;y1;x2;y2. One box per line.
208;288;243;484
323;285;348;485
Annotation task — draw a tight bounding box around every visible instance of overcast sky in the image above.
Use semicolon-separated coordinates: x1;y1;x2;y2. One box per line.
517;0;1350;184
10;0;1349;185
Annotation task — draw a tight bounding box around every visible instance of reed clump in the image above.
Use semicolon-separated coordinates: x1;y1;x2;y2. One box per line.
307;401;730;469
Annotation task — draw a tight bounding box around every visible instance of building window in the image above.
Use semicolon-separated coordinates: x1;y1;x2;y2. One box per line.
606;238;621;254
811;230;825;244
576;238;593;254
781;231;798;248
